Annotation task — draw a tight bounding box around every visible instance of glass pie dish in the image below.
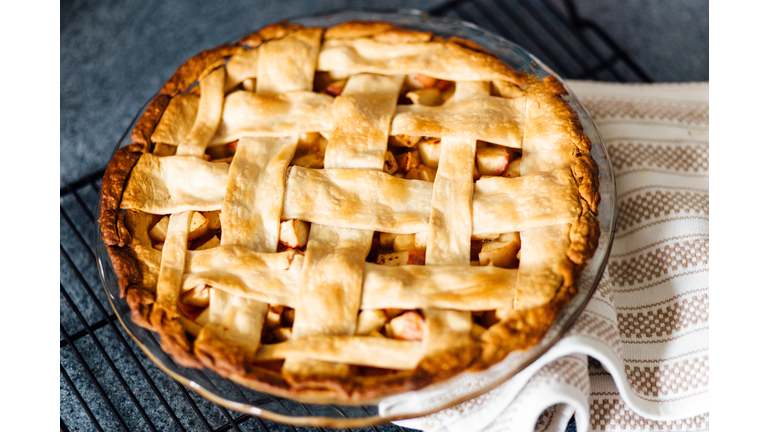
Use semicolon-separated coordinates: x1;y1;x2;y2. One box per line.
95;8;617;428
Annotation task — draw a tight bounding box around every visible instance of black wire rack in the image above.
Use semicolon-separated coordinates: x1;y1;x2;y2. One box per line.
60;1;652;431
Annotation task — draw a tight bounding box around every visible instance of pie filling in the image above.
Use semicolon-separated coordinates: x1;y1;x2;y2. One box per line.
101;20;600;402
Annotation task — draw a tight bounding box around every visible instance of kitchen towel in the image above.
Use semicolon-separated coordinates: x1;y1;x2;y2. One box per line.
388;81;709;432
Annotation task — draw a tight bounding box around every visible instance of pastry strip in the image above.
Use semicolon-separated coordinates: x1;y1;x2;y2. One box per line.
206;289;268;361
150;210;202;368
120;154;229;214
150;92;200;146
182;247;303;306
195;30;318;369
180;246;517;311
282;166;433;234
361;264;517;311
318;38;519;82
292;226;372;337
285;73;404;382
390;95;526;148
422;81;487;368
149;68;227;368
152;91;335;146
471;167;582;235
324;73;405;168
176;68;226;158
224;48;260;92
256;28;322;95
122;210;162;289
515;77;594;309
122;159;580;234
258;336;422;370
154;211;192;313
424;137;475;265
516;225;572;309
220;136;298;250
425;81;489;265
211;91;335;144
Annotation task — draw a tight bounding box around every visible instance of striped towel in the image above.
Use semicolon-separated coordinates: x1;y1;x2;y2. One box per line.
392;81;709;432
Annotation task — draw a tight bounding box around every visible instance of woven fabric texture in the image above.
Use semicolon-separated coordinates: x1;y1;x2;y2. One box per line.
393;81;709;432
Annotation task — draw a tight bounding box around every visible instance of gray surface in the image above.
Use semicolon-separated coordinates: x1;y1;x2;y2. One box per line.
60;0;708;187
550;0;708;82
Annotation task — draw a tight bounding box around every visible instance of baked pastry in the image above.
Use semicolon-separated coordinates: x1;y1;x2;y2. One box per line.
99;20;600;404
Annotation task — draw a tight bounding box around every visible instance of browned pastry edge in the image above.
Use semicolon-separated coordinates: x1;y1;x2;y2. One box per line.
445;36;498;58
523;73;601;214
324;20;401;39
572;155;600;214
125;287;156;330
99;144;144;247
324;20;433;43
524;75;592;155
150;307;204;369
194;327;249;377
131;94;171;149
99;20;603;404
159;44;245;96
106;246;143;297
222;344;479;405
568;201;601;266
237;21;306;47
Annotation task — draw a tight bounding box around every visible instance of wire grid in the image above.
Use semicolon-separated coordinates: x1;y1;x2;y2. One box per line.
60;1;651;430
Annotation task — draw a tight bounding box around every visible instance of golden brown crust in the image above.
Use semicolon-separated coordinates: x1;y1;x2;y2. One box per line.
284;362;353;394
99;144;144;247
122;210;162;288
106;246;144;297
523;74;600;270
374;28;433;44
100;19;603;403
131;94;170;149
568;201;601;266
572;154;601;214
150;307;204;369
324;20;399;39
159;44;244;96
446;36;497;57
319;31;524;82
238;21;305;48
193;327;248;377
418;339;479;381
475;282;575;369
237;31;264;49
126;287;156;330
324;20;432;43
230;347;480;404
525;74;592;157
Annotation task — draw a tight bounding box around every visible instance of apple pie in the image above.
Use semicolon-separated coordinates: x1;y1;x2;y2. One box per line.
99;20;600;403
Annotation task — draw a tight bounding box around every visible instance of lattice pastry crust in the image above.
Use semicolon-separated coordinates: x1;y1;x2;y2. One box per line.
99;20;600;404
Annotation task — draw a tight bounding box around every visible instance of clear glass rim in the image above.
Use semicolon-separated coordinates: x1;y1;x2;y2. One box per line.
94;8;617;428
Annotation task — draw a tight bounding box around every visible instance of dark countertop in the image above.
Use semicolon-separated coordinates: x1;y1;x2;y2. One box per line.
60;0;707;187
